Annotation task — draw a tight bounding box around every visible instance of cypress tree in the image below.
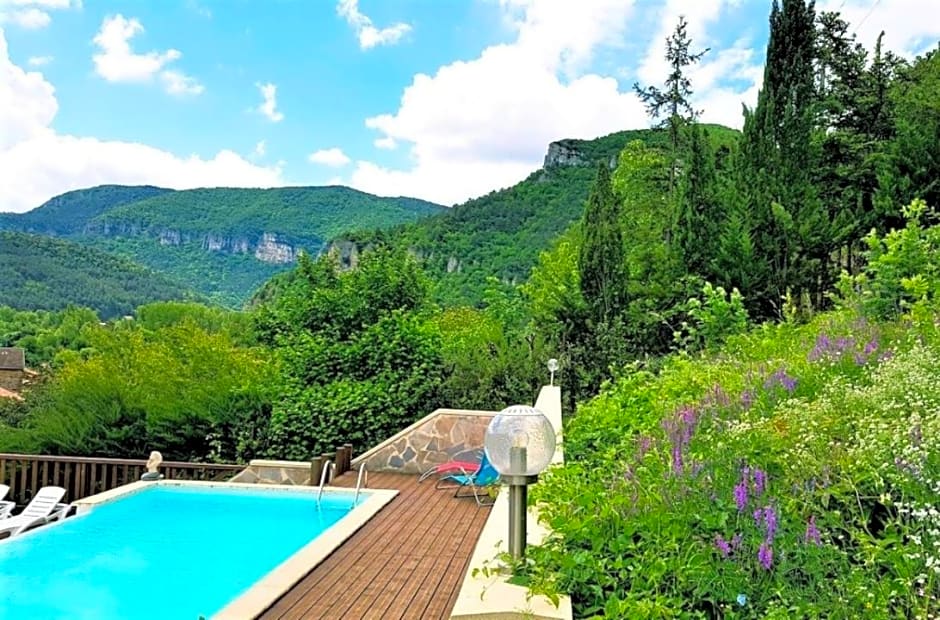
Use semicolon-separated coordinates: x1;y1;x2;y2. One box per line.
578;162;624;324
734;0;823;317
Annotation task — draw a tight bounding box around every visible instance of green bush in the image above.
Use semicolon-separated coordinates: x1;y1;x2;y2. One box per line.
525;307;938;618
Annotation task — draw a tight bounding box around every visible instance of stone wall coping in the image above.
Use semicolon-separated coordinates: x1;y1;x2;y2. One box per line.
248;459;313;469
351;407;498;467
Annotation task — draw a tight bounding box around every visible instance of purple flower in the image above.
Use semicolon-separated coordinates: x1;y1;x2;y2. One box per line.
714;534;731;558
731;533;743;550
734;480;748;512
740;389;754;410
854;352;866;366
863;339;878;355
757;543;773;570
671;444;684;475
753;469;767;496
762;506;778;541
764;368;797;393
804;515;821;546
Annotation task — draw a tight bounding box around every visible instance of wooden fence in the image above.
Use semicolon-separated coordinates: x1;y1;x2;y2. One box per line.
0;453;245;506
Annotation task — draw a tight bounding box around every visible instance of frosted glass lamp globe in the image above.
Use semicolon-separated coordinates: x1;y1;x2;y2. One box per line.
484;405;556;477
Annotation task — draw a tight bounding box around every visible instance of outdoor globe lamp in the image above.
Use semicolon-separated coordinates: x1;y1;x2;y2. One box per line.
484;404;557;560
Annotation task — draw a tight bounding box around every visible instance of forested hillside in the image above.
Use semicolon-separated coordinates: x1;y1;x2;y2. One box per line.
1;186;445;307
0;232;195;318
343;124;739;305
0;185;171;236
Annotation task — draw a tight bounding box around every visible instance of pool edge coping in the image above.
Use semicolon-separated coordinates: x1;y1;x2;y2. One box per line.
212;484;398;620
70;480;399;619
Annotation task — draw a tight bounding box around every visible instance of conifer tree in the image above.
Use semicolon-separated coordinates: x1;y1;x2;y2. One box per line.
734;0;823;317
634;15;708;191
578;162;624;324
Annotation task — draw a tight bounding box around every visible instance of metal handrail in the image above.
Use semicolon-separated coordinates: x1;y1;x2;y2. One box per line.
353;463;368;507
316;460;335;506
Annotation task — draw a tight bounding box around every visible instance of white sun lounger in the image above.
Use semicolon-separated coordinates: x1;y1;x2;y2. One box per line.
0;486;67;537
0;484;14;519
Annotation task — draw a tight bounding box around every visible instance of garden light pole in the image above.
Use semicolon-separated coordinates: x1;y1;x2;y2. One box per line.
484;405;556;561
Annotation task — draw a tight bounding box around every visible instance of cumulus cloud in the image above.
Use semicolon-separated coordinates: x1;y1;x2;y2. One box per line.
308;148;351;167
254;140;266;157
819;0;940;57
0;30;283;213
349;0;644;205
0;7;50;29
255;82;283;122
373;136;397;150
0;0;78;29
27;54;52;66
92;15;203;96
336;0;411;50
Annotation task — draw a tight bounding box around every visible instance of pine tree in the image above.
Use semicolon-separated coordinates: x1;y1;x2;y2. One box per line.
578;162;624;324
634;15;708;191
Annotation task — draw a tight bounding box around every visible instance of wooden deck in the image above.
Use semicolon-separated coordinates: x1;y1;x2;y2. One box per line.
259;471;492;620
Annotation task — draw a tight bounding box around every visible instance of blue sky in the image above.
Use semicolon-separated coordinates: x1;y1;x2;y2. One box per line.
1;0;937;213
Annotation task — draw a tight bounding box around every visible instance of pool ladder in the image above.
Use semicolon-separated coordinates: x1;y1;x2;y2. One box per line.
316;460;335;507
353;463;368;507
315;460;367;508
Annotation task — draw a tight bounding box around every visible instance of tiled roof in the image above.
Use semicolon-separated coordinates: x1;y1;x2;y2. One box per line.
0;348;25;371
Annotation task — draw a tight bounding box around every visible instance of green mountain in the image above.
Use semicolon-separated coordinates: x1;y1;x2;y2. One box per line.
339;124;739;305
1;186;445;307
0;185;172;236
0;232;196;318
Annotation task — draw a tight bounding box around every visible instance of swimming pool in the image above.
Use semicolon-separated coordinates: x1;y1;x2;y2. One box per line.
0;482;396;619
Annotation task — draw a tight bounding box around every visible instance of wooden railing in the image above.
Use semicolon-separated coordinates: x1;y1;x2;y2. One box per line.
0;453;245;506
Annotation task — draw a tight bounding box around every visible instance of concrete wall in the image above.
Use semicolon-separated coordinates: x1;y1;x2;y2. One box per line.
352;409;496;475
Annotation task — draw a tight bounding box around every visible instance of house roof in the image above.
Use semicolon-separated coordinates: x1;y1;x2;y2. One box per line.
0;348;25;371
0;387;23;401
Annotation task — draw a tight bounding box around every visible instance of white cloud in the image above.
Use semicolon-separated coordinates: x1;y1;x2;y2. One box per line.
2;1;75;8
254;140;266;157
0;0;78;29
0;8;50;29
160;69;203;96
308;147;351;167
27;54;52;66
349;0;645;205
255;82;283;122
819;0;940;57
92;15;202;96
336;0;412;50
0;30;283;213
373;136;397;150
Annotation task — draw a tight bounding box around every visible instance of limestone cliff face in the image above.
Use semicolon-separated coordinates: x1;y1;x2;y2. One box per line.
254;233;296;264
84;220;302;264
543;141;586;168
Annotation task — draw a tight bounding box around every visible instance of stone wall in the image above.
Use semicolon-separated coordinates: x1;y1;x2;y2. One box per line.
352;409;495;475
0;369;24;393
229;460;313;485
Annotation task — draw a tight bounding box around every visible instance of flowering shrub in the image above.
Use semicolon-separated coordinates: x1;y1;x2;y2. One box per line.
525;309;940;618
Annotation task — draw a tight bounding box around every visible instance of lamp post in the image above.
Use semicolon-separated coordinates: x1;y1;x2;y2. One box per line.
547;358;558;386
484;405;556;561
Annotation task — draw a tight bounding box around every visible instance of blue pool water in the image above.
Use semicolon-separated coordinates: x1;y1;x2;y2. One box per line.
0;485;359;619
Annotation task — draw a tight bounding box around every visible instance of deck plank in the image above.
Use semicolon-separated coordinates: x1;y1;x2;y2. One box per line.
258;471;491;620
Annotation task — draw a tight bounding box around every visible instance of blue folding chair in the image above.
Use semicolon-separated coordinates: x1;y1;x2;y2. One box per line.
434;451;500;506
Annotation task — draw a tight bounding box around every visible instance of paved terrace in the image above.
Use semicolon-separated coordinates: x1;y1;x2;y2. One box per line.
259;471;492;620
